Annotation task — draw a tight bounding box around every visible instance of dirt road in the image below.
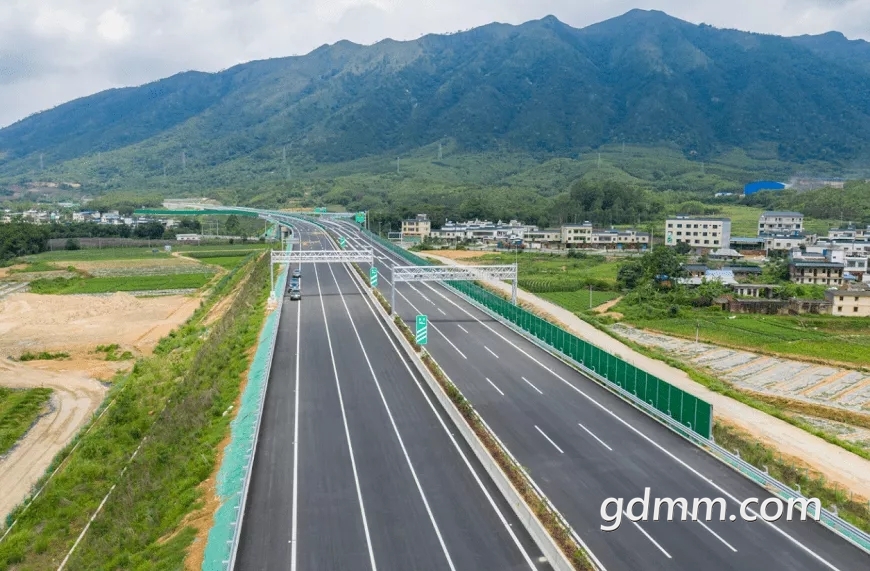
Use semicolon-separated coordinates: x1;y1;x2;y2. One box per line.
0;360;108;523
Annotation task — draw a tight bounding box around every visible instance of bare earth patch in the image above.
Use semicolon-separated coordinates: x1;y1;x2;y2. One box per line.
425;249;489;260
0;360;108;523
0;290;202;524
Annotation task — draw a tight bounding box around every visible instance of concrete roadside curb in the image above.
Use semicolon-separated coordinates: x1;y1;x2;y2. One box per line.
342;260;598;571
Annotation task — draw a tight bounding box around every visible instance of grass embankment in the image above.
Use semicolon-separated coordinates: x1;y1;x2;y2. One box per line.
622;308;870;369
0;251;268;569
28;273;212;294
180;250;251;270
0;388;53;457
23;248;173;262
539;291;621;312
714;423;870;533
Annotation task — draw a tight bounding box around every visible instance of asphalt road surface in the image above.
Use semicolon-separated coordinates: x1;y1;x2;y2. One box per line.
236;221;550;571
327;218;870;571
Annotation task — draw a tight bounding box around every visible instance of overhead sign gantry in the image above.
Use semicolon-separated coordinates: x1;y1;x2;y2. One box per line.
390;264;518;314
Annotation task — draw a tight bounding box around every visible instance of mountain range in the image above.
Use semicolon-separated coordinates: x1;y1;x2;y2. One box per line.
3;9;870;187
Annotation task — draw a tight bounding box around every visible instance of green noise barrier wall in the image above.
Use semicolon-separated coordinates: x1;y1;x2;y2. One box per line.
361;228;713;439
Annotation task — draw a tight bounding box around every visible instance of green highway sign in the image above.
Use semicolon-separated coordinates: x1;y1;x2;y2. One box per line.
339;236;346;248
370;266;378;287
416;314;428;345
355;211;366;224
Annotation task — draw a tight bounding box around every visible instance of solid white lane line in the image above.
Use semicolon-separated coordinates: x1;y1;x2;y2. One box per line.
456;324;469;334
340;262;538;570
534;425;564;454
697;520;738;553
577;422;612;451
419;276;844;570
325;263;457;571
521;376;543;395
485;377;505;396
290;260;303;570
484;346;499;359
313;263;377;571
627;516;672;559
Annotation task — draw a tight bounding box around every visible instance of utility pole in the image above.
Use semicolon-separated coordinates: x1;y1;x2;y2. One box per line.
597;153;601;169
622;142;625;154
397;156;400;173
701;162;705;175
283;146;286;163
438;142;442;160
182;151;186;172
163;164;167;186
39;153;44;171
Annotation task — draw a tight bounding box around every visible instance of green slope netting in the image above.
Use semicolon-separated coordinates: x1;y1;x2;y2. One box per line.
360;227;712;439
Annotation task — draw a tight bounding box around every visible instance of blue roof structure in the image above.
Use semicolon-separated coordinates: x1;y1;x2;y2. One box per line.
744;181;786;195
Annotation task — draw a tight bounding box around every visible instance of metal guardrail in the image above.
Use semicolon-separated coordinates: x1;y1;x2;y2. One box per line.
355;226;870;557
222;226;292;570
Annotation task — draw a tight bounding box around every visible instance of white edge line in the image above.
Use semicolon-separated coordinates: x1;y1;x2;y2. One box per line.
534;425;564;454
577;422;612;451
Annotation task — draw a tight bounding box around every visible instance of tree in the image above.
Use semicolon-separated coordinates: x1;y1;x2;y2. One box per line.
617;259;645;290
65;238;80;250
641;245;685;285
225;214;241;236
674;241;692;255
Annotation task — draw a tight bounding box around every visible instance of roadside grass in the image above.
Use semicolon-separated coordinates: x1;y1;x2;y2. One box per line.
173;243;270;253
0;252;269;569
538;291;621;313
17;352;69;362
28;273;213;294
0;388;53;456
621;307;870;368
94;345;134;361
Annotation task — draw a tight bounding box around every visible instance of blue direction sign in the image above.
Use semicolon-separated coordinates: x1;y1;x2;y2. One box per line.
370;266;378;287
415;314;428;345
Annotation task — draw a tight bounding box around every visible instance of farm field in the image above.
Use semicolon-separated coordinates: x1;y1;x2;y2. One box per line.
458;251;621;290
624;308;870;368
28;273;213;294
0;387;52;456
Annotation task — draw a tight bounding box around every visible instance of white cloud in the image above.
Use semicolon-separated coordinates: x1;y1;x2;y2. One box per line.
0;0;868;127
97;8;132;43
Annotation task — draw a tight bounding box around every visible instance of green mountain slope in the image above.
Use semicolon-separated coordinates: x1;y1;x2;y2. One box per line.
2;9;870;187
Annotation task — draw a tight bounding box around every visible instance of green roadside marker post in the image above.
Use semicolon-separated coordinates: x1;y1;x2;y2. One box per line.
370;266;378;287
416;314;428;345
340;237;346;248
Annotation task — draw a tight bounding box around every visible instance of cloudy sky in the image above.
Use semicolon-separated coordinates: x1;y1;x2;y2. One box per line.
1;0;867;128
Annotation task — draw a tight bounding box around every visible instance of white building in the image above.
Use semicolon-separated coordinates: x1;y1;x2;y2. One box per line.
758;211;803;235
561;222;593;246
665;216;731;250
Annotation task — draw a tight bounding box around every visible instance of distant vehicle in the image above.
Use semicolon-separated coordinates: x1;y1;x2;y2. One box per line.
289;288;301;301
289;277;300;290
292;268;301;278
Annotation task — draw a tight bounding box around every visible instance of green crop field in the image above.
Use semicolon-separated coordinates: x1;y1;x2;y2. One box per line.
0;387;53;456
467;251;620;291
197;256;249;270
626;309;870;367
538;290;621;313
28;273;213;294
174;243;270;253
24;248;172;262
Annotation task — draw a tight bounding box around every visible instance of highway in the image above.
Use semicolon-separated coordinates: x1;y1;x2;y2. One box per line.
328;218;870;571
236;220;549;571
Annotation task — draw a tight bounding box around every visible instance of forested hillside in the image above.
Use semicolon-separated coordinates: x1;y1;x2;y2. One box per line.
2;9;870;192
